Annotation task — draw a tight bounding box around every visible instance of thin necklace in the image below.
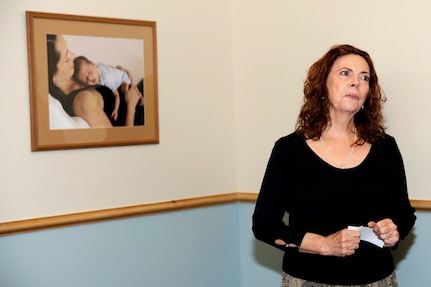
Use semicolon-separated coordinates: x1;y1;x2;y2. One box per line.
320;130;357;169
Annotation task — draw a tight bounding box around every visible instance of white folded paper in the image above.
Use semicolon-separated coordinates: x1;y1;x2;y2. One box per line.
348;226;384;248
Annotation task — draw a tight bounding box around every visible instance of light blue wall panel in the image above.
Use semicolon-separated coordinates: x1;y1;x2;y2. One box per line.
238;203;283;287
0;203;429;287
393;211;431;286
0;204;241;287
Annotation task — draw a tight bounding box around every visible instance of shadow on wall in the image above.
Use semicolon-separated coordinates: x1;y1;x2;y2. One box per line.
253;239;283;273
393;227;416;267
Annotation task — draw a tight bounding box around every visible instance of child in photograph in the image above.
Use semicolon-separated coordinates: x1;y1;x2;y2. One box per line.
73;55;143;121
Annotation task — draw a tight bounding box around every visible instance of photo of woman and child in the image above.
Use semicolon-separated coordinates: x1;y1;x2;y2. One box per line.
47;34;145;129
73;55;145;122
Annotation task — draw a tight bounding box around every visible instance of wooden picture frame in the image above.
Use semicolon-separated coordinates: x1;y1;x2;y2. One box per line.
26;11;159;151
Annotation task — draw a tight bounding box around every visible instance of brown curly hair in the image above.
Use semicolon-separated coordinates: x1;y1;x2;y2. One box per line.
295;44;386;144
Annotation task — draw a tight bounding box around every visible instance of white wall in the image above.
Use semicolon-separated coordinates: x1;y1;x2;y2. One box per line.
0;0;237;222
1;3;430;286
233;1;431;202
1;0;430;223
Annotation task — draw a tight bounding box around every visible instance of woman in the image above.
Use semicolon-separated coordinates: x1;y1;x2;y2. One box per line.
252;44;416;286
47;34;142;127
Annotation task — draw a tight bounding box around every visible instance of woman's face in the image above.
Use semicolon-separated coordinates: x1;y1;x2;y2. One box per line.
53;35;75;85
326;54;370;116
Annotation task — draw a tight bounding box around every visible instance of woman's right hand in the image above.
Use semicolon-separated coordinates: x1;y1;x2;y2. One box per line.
319;229;361;257
284;229;360;257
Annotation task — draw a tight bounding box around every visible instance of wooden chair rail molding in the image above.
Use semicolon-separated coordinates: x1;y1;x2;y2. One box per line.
0;193;429;237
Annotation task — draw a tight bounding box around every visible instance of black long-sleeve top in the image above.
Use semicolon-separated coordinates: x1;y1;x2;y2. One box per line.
252;133;416;285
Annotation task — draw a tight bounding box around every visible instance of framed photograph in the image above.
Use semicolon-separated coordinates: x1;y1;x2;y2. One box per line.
26;11;159;151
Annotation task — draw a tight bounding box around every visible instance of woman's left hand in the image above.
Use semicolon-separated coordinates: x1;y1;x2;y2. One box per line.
122;83;141;107
121;83;142;126
368;219;400;248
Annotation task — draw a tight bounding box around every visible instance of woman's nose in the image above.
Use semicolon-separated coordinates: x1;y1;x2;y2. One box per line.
350;77;360;87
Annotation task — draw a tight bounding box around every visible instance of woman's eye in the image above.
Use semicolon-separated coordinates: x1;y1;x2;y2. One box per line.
340;70;349;76
360;75;370;82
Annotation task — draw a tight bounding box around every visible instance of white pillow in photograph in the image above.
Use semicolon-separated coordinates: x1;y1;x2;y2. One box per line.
48;94;90;129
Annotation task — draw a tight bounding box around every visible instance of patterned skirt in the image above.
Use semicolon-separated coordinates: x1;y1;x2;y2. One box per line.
282;272;398;287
